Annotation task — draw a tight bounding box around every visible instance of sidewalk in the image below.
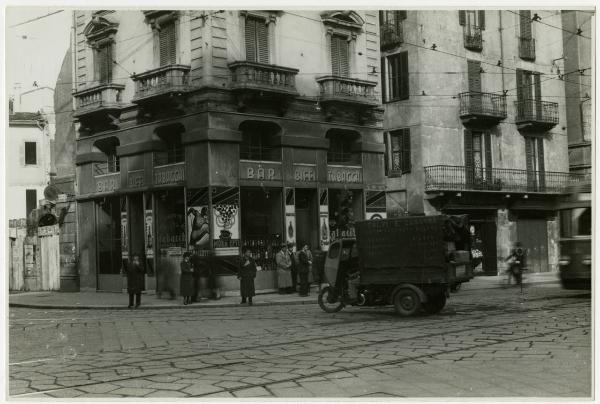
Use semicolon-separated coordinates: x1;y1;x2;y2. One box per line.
9;272;560;310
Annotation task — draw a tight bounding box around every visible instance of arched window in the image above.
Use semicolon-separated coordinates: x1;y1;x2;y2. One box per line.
93;137;120;175
326;129;359;164
239;121;281;161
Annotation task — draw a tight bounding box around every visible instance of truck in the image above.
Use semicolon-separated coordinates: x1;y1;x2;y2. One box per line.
318;215;474;316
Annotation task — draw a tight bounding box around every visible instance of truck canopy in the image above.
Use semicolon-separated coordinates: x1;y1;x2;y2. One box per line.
354;215;470;271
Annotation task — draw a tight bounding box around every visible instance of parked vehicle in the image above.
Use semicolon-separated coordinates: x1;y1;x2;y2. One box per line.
318;215;474;316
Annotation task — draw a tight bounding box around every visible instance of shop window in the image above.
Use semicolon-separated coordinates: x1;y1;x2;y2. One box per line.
155;125;184;166
93;137;120;175
327;130;358;164
245;16;269;63
239;121;281;161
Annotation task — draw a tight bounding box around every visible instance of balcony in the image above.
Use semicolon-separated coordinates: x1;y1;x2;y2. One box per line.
459;92;507;125
519;37;536;61
463;25;483;51
316;76;379;108
380;22;403;51
514;99;559;131
424;165;587;194
131;64;191;104
229;61;299;97
73;83;125;119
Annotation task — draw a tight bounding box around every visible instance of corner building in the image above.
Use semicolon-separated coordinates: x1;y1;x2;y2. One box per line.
71;10;385;292
379;10;589;275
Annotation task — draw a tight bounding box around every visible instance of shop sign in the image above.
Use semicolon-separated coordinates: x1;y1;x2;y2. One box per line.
145;210;154;258
95;173;120;193
240;161;282;181
24;244;35;276
128;170;145;188
319;205;330;251
38;225;59;237
327;166;362;184
294;165;316;182
154;163;185;185
121;212;128;258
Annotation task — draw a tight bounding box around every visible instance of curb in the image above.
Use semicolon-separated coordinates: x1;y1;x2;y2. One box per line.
9;279;559;310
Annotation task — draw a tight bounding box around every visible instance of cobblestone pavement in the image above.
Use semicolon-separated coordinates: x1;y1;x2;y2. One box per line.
9;281;591;399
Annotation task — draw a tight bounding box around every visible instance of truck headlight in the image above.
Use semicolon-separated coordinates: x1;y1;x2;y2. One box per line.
558;256;571;266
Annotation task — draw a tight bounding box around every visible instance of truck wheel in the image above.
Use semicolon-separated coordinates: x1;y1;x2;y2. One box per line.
318;286;345;313
450;283;461;293
393;288;421;316
423;293;447;314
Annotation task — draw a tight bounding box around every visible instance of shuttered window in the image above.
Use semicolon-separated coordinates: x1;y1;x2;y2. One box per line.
245;17;269;63
385;52;409;102
331;35;349;77
388;129;411;174
525;136;545;191
25;142;37;165
26;189;37;217
159;21;177;66
459;10;485;29
465;130;492;185
467;59;481;93
519;10;532;39
96;43;113;83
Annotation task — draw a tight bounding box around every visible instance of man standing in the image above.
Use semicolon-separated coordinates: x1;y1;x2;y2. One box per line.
297;244;312;296
276;244;293;294
288;242;298;292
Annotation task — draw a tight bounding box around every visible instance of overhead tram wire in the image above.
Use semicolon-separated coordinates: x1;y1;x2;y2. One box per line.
8;10;64;28
505;9;592;40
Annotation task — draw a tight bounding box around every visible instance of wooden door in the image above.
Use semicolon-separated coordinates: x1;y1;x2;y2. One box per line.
517;219;548;273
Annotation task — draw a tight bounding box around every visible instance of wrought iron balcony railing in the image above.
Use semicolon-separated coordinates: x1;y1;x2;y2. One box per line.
424;165;588;194
518;37;536;61
73;83;125;118
463;25;483;51
316;76;379;107
459;92;507;122
514;99;559;128
131;64;191;103
380;22;403;50
229;61;299;96
153;148;185;167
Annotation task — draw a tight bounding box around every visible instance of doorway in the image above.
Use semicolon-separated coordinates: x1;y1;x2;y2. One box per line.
295;189;318;249
469;217;498;275
517;218;549;273
96;196;123;291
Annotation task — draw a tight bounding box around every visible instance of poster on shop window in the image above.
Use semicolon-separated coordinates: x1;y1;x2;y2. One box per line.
366;191;387;221
212;187;240;255
186;188;211;252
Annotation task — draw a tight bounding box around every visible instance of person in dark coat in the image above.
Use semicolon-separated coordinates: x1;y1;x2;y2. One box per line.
180;252;194;305
297;244;313;296
288;242;298;292
238;246;257;305
190;252;204;302
126;254;145;308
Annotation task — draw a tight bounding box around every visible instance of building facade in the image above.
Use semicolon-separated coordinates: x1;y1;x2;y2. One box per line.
7;108;52;220
69;10;385;292
561;10;593;175
380;10;588;275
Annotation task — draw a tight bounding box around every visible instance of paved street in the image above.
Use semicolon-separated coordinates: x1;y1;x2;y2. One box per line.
9;280;591;399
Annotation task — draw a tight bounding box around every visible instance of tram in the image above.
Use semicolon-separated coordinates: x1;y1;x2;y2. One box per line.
557;181;592;290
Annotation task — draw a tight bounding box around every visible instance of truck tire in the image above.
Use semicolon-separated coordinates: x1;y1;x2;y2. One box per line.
318;286;345;313
423;293;446;314
450;283;461;293
393;288;421;316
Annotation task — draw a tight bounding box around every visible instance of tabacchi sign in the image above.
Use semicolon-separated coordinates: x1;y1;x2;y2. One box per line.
327;166;362;184
154;164;185;185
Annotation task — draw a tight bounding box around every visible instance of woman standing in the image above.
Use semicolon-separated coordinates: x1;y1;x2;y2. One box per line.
180;252;194;305
275;244;293;294
126;254;145;308
238;246;257;305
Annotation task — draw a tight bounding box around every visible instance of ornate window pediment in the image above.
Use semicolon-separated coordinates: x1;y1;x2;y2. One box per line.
143;10;179;30
83;14;119;45
320;11;364;31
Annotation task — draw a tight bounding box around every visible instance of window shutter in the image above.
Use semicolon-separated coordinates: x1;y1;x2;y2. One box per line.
19;142;25;166
402;129;411;173
257;20;269;64
464;130;474;185
98;44;112;83
399;10;407;20
380;57;387;102
459;10;466;26
533;72;542;100
379;11;384;27
515;69;524;102
331;36;349;77
484;132;492;182
389;54;398;100
384;132;390;175
160;22;176;66
525;137;534;173
478;10;485;30
537;137;546;189
467;59;481;93
338;38;349;77
331;36;340;76
519;10;532;39
400;51;409;100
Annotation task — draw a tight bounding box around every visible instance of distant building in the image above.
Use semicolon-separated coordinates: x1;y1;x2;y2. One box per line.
380;10;589;275
7;109;52;220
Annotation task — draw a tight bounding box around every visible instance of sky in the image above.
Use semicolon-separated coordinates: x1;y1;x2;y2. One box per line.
5;7;71;100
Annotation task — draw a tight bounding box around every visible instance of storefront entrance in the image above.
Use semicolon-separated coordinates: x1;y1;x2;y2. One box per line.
241;187;283;270
96;196;124;291
295;189;318;249
155;189;186;296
